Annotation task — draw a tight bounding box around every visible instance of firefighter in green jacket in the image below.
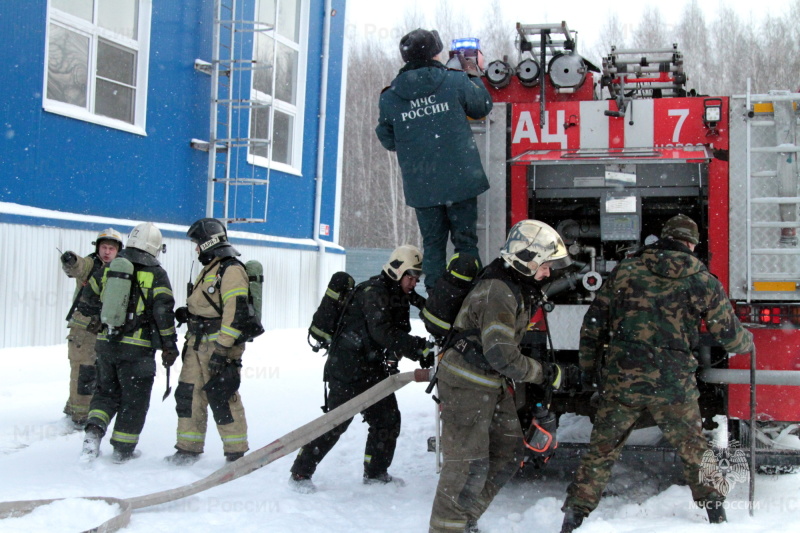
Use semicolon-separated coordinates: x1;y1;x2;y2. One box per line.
429;220;569;533
375;28;492;294
165;218;251;465
60;228;122;428
80;222;178;464
560;215;755;532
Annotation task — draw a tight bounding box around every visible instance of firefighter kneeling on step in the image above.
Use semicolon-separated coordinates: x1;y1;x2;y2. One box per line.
289;245;434;493
165;218;251;465
428;220;570;533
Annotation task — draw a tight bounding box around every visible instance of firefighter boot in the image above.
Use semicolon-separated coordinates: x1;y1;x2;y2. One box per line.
363;471;406;486
79;425;103;463
164;449;202;466
705;500;727;524
560;508;585;533
225;451;245;463
112;447;141;464
289;473;317;494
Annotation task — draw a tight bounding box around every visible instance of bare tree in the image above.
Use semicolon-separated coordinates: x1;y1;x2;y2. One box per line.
591;13;627;66
675;0;710;94
632;6;672;49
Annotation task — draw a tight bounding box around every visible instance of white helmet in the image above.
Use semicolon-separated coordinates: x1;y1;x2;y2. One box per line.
127;222;164;258
93;227;123;252
383;244;423;281
501;220;570;276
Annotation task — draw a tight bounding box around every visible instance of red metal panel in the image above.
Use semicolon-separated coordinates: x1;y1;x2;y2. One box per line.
484;73;595;104
728;328;800;421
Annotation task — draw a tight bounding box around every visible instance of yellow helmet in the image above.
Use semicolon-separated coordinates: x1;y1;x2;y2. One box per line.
383;244;423;281
501;220;570;276
93;227;123;252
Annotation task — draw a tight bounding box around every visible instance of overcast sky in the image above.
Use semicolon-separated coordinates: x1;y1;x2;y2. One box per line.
344;0;796;56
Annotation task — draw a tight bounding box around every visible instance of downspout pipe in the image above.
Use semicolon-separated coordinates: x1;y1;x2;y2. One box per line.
313;0;333;300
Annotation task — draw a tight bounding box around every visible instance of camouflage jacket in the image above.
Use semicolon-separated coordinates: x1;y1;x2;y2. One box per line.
439;258;546;389
579;239;753;406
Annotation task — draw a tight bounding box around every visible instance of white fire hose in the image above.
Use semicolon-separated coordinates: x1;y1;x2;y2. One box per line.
0;369;434;532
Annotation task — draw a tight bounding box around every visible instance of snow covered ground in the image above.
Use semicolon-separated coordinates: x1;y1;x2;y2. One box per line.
1;323;800;532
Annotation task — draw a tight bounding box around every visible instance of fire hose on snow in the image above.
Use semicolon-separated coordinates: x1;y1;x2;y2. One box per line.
0;369;434;532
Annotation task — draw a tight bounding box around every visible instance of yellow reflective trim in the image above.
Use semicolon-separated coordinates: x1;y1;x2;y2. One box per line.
451;270;474;282
309;325;331;342
221;325;242;338
422;307;451;331
430;517;468;531
221;434;247;443
87;409;110;425
440;360;503;388
221;287;247;305
177;432;206;442
153;287;173;297
88;277;101;295
325;287;341;300
111;431;139;444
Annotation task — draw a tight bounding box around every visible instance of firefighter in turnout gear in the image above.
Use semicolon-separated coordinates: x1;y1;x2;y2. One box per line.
60;228;123;428
289;245;434;493
80;222;178;464
559;215;755;532
165;218;250;465
375;28;493;294
429;220;570;533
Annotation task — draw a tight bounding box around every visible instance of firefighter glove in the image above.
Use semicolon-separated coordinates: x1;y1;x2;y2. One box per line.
208;343;232;377
543;362;564;390
415;338;435;369
61;251;78;268
161;341;179;368
174;306;190;326
384;353;400;375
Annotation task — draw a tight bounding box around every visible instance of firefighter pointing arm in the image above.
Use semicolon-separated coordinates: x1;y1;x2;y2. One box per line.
60;228;123;429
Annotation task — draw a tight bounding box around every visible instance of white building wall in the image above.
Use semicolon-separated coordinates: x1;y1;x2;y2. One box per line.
0;215;345;349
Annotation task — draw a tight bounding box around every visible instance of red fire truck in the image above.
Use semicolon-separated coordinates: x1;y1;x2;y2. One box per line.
468;22;800;471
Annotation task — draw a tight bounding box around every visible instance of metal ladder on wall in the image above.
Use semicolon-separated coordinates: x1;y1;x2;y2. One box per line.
744;81;800;302
192;0;273;224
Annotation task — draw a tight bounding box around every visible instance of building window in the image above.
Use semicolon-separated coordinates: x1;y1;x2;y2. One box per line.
250;0;307;174
43;0;151;134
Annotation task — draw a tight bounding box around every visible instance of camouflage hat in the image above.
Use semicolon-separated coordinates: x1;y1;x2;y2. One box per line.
661;214;699;244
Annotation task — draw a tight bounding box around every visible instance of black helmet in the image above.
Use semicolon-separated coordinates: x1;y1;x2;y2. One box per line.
187;218;240;265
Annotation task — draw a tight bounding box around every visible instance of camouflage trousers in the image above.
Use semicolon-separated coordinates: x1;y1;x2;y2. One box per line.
174;336;248;455
429;373;523;532
563;396;721;515
63;326;98;423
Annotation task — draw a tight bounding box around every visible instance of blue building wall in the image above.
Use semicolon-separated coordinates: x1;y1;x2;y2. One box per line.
0;0;345;244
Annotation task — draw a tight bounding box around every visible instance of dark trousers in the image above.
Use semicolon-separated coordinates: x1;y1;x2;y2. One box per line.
415;197;479;291
86;341;156;452
291;378;401;478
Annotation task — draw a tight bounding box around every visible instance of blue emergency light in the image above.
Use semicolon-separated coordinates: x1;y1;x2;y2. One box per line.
451;38;480;51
